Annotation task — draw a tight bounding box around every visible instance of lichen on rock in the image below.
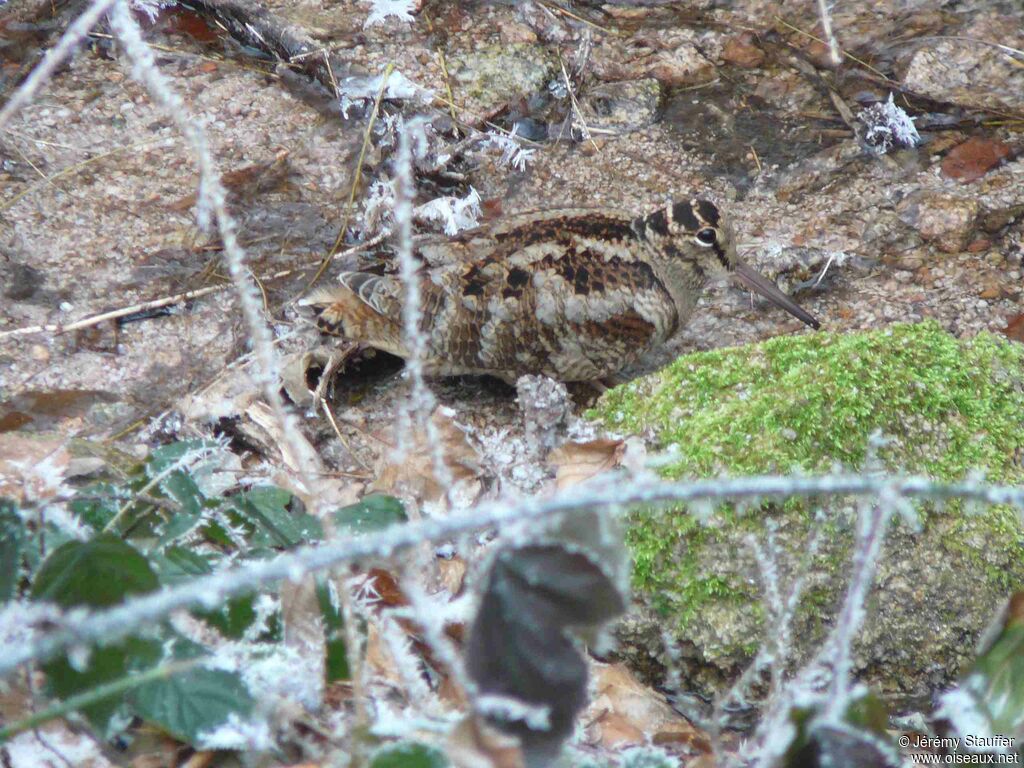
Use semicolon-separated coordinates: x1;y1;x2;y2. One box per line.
591;321;1024;704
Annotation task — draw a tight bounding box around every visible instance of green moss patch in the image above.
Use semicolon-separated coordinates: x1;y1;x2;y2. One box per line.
592;321;1024;693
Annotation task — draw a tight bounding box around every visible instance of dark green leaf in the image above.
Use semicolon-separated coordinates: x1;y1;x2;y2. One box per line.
146;440;221;475
151;546;213;583
31;537;163;734
370;742;449;768
0;499;23;602
968;622;1024;735
157;512;204;548
31;535;159;608
333;495;406;536
317;579;349;682
232;486;321;547
130;666;254;746
69;483;121;530
150;547;258;638
44;637;162;736
161;471;204;516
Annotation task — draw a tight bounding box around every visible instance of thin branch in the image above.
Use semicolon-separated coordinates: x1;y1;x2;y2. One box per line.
308;63;395;289
816;0;841;67
0;0;120;131
0;660;199;743
3;472;1023;678
0;236;386;341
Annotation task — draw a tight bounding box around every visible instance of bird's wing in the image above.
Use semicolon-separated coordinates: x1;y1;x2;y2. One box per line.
419;211;680;380
303;209;679;380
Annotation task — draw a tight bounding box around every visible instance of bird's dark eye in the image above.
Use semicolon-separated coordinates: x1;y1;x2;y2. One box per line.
695;228;717;246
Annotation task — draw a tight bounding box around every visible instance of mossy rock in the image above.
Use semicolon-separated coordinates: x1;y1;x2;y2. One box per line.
591;321;1024;704
447;43;557;117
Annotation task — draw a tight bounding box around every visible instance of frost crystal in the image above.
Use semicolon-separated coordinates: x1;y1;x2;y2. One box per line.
415;187;482;236
935;684;999;748
858;93;920;154
196;712;273;751
476;694;551;731
129;0;174;22
480;126;535;171
338;70;433;118
363;0;416;28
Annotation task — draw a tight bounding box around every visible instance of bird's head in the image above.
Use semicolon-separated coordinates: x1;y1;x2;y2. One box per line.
637;199;820;330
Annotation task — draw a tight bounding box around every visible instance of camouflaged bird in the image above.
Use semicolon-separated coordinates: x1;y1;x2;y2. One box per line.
304;199;819;383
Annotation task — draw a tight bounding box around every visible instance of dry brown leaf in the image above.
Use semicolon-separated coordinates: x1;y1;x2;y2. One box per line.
364;622;405;686
941;136;1013;183
371;406;482;507
0;433;70;503
588;710;646;748
280;577;326;705
367;567;408;608
447;715;525;768
1003;313;1024;343
439;555;468;596
547;438;625;489
584;662;710;753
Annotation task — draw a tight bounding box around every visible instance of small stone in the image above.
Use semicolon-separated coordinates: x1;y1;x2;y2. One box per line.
979;285;1001;300
647;43;715;86
583;78;662;133
497;20;537;44
29;344;49;362
941;136;1013;183
966;238;991;253
897;191;979;253
721;34;765;68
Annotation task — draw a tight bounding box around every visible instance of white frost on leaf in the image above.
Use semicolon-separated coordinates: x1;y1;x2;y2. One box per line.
935;684;1000;749
363;0;416;28
206;642;321;710
476;694;551;732
858;92;920;154
480;125;535;171
414;187;482;236
339;70;433;118
196;711;273;751
0;601;66;654
129;0;175;22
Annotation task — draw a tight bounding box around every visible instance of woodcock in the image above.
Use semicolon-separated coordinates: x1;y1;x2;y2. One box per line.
304;199;820;383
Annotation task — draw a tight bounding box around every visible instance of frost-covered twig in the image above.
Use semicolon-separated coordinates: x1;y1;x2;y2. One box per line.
363;0;416;28
4;472;1024;678
816;0;841;67
823;491;897;715
391;120;453;498
0;0;120;131
107;0;323;497
106;0;363;715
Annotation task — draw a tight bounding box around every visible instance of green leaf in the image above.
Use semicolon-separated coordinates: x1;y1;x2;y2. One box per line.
44;637;162;736
333;495;406;536
151;545;213;583
130;666;254;746
146;439;221;475
370;742;449;768
0;499;23;602
161;471;205;516
31;536;164;734
156;512;204;549
31;535;159;608
232;486;322;547
969;622;1024;735
150;547;259;638
69;483;121;530
317;579;349;682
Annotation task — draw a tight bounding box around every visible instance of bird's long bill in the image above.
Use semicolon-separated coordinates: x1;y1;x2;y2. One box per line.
733;261;820;330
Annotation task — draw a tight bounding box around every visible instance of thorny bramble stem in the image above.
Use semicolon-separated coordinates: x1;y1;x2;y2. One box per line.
3;472;1023;678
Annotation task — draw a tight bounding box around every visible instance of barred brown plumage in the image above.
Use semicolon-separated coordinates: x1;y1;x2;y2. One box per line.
303;199;819;383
